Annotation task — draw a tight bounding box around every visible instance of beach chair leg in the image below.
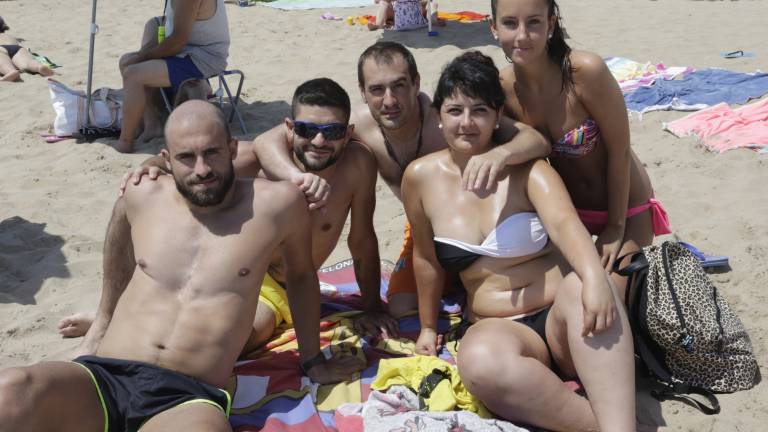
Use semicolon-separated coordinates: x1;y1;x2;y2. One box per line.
217;70;247;134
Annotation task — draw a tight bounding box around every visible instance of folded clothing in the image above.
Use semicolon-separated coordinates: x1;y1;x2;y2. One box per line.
626;69;768;114
663;97;768;153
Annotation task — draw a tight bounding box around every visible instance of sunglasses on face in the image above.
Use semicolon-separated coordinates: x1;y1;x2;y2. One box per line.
293;121;348;141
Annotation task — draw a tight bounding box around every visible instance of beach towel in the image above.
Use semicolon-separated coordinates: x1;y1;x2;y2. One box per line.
605;57;693;94
259;0;371;10
349;11;488;26
625;69;768;114
336;385;528;431
663;98;768;153
228;259;470;431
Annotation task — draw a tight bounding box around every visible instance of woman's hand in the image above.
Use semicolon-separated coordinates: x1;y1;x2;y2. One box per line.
415;328;440;356
595;224;624;273
581;275;617;337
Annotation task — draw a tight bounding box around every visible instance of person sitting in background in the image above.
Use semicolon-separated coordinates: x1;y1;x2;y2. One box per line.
115;0;230;153
0;16;55;82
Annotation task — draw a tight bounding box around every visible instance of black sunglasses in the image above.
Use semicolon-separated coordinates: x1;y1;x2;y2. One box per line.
293;121;348;141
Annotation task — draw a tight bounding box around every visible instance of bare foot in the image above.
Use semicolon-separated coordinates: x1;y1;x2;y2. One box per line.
0;70;21;82
37;65;54;77
136;126;163;143
58;313;94;338
367;22;381;31
114;138;134;153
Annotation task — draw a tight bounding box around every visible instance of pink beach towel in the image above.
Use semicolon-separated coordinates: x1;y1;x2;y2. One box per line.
664;98;768;153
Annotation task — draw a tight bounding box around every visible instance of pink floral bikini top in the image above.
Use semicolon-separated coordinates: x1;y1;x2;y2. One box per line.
550;118;601;158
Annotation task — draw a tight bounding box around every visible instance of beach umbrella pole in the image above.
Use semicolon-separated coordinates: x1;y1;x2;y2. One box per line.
83;0;98;128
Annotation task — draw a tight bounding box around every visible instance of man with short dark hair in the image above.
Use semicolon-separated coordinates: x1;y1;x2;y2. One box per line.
0;100;362;432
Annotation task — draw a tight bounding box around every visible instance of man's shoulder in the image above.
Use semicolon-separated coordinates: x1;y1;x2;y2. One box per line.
122;175;172;203
250;178;304;207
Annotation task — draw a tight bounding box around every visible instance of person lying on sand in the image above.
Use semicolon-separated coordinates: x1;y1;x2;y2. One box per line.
0;100;363;432
0;16;55;82
60;78;398;349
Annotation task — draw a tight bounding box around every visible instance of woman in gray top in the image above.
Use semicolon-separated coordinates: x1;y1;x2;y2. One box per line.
115;0;230;153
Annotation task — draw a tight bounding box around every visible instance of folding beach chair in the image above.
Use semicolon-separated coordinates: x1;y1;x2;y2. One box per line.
160;69;248;134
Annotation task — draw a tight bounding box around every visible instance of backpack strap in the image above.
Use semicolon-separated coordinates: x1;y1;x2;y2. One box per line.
651;383;721;415
612;250;648;277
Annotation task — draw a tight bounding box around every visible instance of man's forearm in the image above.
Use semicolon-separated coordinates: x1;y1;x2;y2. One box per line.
253;134;302;181
286;273;322;361
494;122;551;165
352;249;383;311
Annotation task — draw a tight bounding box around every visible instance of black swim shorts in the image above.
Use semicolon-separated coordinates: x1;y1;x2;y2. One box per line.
73;355;231;432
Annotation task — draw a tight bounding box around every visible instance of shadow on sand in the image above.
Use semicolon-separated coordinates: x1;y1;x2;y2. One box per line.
0;216;70;305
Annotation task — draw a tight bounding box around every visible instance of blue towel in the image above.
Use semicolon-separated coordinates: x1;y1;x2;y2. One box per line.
625;69;768;113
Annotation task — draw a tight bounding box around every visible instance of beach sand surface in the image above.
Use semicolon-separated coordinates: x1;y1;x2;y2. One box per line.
0;0;765;430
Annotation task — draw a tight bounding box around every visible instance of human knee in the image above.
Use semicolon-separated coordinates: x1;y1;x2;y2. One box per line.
387;293;417;317
0;368;34;422
457;320;525;392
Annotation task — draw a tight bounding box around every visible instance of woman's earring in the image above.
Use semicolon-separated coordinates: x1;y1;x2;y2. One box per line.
494;123;500;130
438;123;443;129
548;33;553;39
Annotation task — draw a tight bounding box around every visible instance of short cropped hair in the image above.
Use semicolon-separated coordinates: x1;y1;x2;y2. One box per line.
432;51;505;111
357;41;419;88
291;78;351;122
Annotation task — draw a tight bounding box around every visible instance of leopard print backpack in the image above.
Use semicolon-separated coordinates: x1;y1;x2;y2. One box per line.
615;241;757;414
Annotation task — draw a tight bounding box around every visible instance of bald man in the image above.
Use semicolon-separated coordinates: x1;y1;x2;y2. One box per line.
0;101;363;432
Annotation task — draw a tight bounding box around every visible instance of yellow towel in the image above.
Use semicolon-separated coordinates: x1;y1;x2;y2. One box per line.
371;355;491;418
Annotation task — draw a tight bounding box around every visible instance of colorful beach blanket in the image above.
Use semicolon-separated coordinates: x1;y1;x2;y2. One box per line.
625;69;768;114
258;0;371;10
347;11;488;26
228;259;475;431
605;57;693;94
663;97;768;153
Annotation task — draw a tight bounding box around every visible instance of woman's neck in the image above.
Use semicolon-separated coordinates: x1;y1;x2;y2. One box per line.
513;55;560;91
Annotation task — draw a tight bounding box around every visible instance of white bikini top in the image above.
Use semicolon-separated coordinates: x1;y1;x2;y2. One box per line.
433;212;548;258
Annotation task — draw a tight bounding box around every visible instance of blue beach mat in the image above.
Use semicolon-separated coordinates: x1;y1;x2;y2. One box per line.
257;0;371;10
625;69;768;114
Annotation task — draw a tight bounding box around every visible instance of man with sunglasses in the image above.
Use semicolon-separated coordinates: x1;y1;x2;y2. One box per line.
61;78;397;352
252;42;551;318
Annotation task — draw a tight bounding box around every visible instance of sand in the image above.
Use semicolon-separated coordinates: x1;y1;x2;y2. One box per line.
0;0;765;429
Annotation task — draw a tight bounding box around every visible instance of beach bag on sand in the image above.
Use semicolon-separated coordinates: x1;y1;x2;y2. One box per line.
48;79;123;136
614;241;757;415
394;0;428;30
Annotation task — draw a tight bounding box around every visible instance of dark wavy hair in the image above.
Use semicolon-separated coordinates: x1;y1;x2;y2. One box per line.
291;78;351;122
491;0;572;91
432;51;505;111
0;16;9;33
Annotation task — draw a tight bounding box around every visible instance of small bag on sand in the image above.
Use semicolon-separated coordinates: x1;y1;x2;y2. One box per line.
48;79;123;136
394;0;428;31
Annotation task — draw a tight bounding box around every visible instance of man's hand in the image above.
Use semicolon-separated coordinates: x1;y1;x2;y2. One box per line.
119;166;165;196
581;275;617;337
353;310;399;339
462;145;508;191
415;327;440;356
305;352;366;384
290;172;330;211
595;224;625;273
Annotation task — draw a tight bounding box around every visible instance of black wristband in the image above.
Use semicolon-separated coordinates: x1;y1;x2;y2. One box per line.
299;352;325;375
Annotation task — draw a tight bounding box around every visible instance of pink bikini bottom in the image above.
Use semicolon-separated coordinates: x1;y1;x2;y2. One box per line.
576;197;672;236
